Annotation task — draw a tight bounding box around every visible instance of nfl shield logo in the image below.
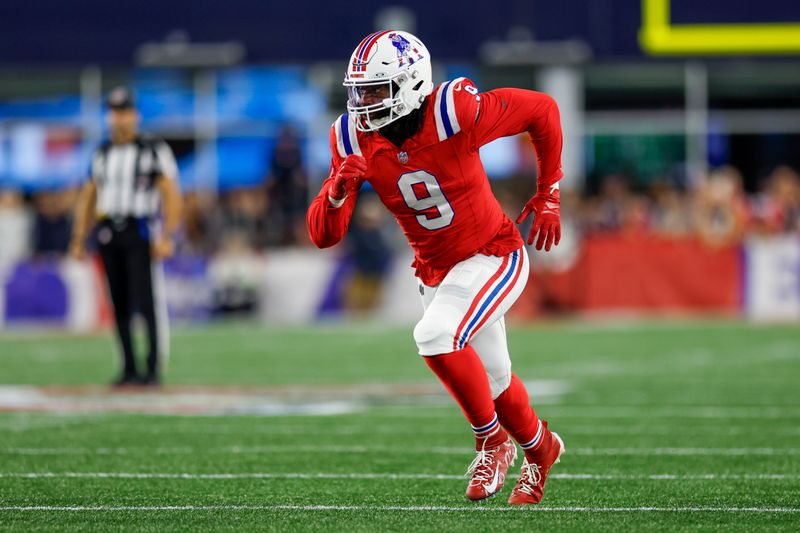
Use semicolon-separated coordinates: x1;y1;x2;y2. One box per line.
398;151;408;164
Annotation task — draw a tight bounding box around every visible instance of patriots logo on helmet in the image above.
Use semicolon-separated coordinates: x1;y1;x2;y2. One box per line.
388;32;423;66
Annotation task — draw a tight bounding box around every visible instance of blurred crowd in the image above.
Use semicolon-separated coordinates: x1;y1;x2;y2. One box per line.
572;165;800;246
1;133;799;267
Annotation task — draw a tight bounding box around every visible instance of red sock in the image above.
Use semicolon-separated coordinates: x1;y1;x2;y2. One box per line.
494;373;544;458
424;346;505;448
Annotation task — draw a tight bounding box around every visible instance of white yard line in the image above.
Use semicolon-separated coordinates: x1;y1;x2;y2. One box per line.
569;447;800;456
558;426;800;436
0;472;796;481
2;446;799;456
0;504;797;513
376;406;800;419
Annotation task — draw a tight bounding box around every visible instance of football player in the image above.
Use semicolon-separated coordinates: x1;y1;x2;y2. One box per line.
307;30;564;505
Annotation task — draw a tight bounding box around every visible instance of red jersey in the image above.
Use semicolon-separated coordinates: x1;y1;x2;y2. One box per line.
307;77;563;286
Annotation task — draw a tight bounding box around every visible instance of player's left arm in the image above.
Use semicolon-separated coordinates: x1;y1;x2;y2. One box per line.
458;83;564;250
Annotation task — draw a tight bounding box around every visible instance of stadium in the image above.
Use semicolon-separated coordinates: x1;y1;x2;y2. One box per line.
1;1;799;530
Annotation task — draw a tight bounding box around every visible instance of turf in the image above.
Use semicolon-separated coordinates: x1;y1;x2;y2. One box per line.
0;320;799;531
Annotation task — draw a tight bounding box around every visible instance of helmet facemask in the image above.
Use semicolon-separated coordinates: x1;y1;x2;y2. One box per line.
345;72;429;132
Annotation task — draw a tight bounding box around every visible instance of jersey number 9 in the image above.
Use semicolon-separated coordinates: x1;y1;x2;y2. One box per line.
397;170;455;230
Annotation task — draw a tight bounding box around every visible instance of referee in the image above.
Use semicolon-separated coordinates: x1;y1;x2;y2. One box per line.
69;87;182;386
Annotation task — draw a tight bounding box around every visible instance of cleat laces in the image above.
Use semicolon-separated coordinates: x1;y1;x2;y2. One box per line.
465;449;494;485
517;461;542;495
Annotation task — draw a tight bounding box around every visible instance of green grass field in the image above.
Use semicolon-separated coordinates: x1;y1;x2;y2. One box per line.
1;320;799;531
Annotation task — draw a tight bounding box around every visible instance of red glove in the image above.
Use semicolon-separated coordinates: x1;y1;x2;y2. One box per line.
329;154;367;206
516;188;561;251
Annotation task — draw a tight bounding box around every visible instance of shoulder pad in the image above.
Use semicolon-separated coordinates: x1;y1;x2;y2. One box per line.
332;113;363;158
433;77;476;142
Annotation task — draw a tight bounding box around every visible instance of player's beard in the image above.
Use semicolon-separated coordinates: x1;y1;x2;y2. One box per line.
378;100;428;148
367;107;391;126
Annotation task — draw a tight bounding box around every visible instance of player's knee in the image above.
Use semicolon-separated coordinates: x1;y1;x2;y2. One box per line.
413;313;459;356
487;369;512;399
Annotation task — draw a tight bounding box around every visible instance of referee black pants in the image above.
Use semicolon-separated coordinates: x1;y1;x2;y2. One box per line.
97;218;162;378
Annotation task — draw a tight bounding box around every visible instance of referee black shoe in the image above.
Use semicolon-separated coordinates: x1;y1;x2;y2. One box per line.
139;373;161;387
111;373;140;388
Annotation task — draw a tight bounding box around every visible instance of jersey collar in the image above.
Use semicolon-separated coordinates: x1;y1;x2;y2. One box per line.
369;93;442;155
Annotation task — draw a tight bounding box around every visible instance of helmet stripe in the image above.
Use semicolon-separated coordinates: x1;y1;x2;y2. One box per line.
355;30;391;71
358;30;390;62
356;31;381;57
354;31;381;66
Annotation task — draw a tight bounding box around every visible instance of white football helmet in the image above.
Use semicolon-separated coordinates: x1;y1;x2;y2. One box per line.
343;30;434;132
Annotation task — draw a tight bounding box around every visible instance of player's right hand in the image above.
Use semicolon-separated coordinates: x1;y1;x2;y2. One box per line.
329;154;367;204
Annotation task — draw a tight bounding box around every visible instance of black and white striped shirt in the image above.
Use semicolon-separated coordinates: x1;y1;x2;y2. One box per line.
90;137;178;219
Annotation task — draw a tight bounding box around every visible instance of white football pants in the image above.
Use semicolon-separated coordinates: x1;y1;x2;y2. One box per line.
414;247;530;398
